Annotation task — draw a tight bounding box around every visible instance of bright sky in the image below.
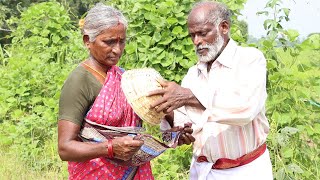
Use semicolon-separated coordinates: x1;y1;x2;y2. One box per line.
240;0;320;38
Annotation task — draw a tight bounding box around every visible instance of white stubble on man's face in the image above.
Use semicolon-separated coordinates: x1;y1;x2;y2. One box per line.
196;30;224;63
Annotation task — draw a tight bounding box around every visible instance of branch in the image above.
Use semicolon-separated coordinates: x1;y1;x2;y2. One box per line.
0;28;12;32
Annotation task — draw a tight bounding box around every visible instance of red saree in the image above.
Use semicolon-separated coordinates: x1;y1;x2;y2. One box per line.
68;65;154;180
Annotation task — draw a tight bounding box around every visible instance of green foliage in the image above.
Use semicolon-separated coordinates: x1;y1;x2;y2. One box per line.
111;0;197;82
0;5;9;26
0;0;319;179
255;0;320;179
7;1;86;64
111;0;248;83
151;145;193;179
0;1;84;172
235;20;248;42
301;33;320;50
266;49;320;179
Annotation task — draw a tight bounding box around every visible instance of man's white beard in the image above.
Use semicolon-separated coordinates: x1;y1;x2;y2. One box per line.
196;33;224;63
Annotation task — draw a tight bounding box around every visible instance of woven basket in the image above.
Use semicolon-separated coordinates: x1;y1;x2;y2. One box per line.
121;68;165;125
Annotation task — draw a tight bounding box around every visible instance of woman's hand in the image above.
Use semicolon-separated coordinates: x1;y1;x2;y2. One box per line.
58;120;143;162
112;136;144;161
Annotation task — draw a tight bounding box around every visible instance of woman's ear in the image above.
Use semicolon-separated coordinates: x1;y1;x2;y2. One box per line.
83;35;90;48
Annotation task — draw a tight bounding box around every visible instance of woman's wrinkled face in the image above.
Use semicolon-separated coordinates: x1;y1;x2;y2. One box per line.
87;23;126;67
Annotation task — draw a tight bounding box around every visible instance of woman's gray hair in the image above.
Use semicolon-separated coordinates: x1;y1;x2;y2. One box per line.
189;1;232;26
82;3;128;42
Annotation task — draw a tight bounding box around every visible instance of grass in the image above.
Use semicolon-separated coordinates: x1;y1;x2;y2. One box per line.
0;144;67;180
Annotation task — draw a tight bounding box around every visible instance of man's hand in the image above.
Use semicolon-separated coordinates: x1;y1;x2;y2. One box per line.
178;123;195;145
148;79;195;113
163;122;195;146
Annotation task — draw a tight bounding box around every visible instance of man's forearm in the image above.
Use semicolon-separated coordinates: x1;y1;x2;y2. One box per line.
184;88;205;110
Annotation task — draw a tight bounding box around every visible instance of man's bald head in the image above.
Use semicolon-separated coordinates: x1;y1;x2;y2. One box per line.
188;1;231;27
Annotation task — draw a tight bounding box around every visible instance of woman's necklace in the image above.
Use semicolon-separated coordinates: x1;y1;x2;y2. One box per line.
82;62;107;79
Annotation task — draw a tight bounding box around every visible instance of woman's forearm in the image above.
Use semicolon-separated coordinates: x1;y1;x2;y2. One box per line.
58;120;109;161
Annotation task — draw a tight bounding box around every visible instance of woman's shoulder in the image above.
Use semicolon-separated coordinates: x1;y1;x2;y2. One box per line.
66;65;90;81
59;65;98;126
61;65;102;101
64;65;101;88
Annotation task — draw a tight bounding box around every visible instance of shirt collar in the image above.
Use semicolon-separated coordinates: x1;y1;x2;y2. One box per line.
196;38;238;70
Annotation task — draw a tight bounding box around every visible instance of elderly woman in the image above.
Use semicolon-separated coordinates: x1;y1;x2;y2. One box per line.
57;4;153;179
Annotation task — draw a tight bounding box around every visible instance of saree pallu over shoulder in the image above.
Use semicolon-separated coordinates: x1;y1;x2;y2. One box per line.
68;65;154;180
85;65;140;127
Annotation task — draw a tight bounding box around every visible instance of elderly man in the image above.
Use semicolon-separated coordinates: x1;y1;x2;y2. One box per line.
149;1;273;179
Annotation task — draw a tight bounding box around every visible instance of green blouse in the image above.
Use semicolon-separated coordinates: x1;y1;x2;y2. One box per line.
58;65;102;125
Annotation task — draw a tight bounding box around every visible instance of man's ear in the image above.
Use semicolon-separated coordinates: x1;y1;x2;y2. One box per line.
83;35;90;48
220;20;230;35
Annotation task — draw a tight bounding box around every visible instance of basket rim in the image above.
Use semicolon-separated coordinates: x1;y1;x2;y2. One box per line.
121;68;165;125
